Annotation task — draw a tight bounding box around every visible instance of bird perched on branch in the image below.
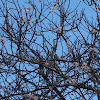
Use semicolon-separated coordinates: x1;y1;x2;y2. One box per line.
54;54;60;64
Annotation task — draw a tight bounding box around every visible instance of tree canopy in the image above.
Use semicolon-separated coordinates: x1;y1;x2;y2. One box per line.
0;0;100;100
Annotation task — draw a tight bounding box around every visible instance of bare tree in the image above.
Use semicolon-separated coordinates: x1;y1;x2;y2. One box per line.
0;0;100;100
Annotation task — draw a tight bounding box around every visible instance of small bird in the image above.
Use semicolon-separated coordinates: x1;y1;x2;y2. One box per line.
54;54;59;60
54;54;60;64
